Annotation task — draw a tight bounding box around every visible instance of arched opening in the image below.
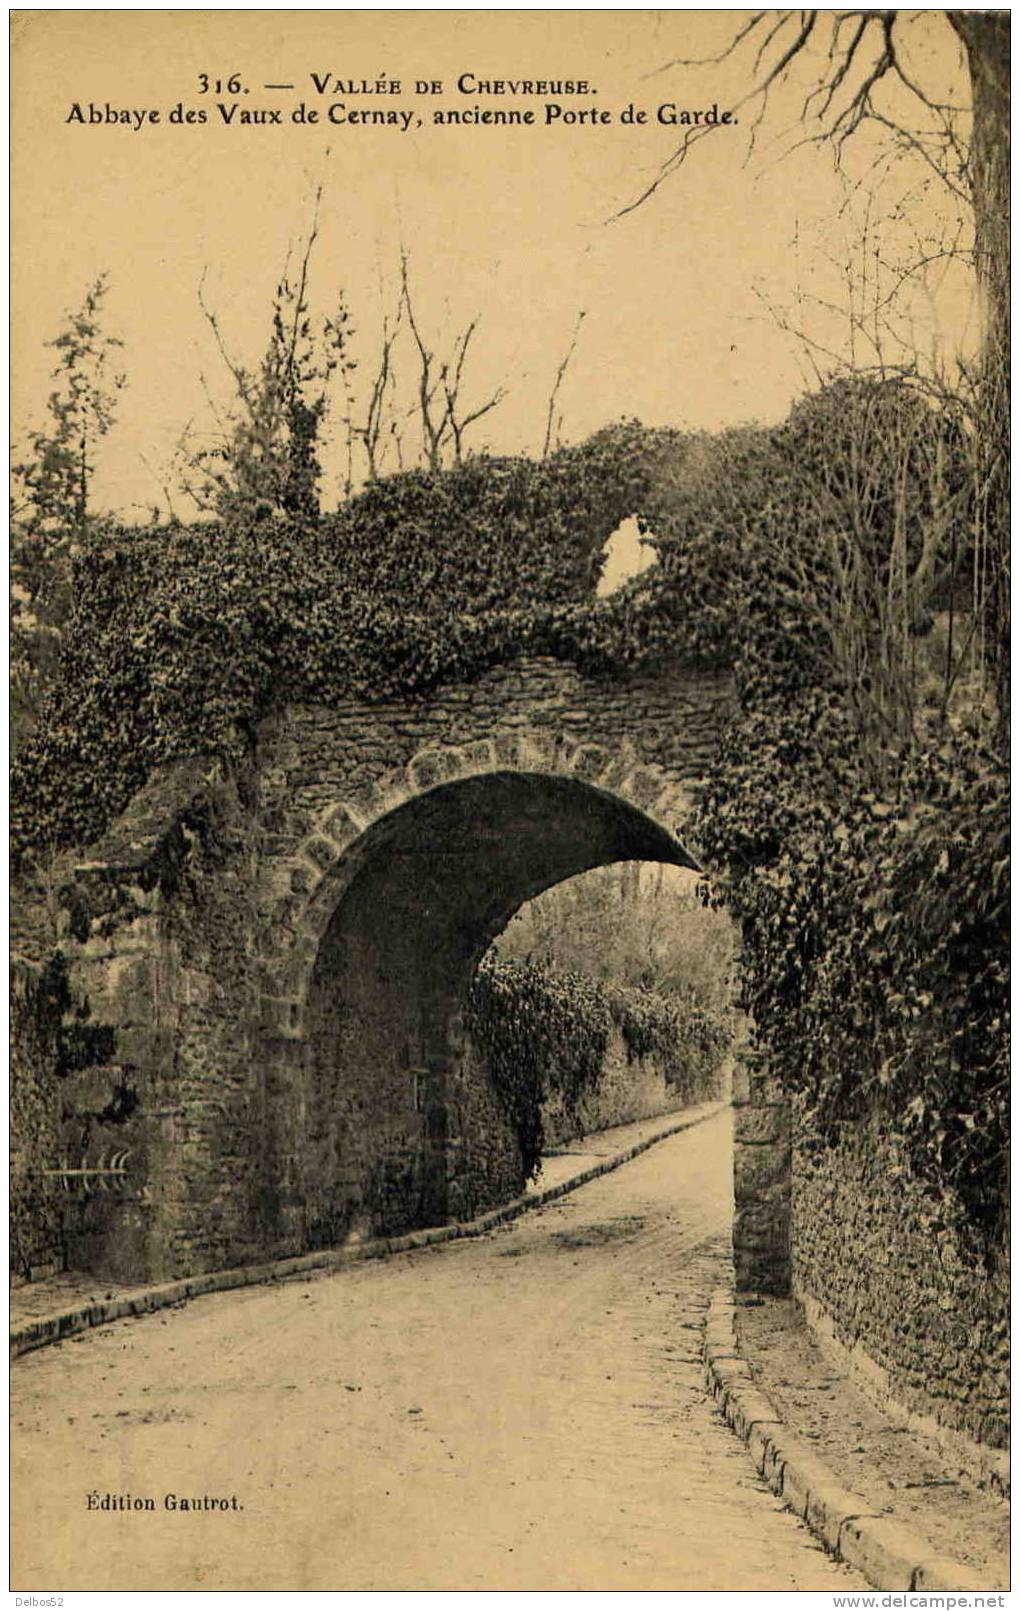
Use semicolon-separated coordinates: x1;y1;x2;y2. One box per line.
301;770;699;1249
481;857;738;1172
596;515;656;597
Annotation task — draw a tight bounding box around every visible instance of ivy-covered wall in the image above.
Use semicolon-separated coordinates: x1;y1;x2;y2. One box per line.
10;964;65;1279
541;1021;721;1149
469;955;729;1172
792;1102;1009;1460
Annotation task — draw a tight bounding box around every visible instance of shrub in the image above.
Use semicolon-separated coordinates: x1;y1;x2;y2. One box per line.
467;956;730;1177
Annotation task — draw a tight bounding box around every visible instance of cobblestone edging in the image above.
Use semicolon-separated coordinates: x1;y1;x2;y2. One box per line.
703;1287;1009;1592
10;1102;724;1363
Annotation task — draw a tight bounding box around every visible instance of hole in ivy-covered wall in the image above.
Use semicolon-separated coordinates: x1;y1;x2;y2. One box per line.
596;516;657;598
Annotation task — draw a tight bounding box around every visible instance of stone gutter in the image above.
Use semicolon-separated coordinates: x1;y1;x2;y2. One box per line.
704;1285;1009;1592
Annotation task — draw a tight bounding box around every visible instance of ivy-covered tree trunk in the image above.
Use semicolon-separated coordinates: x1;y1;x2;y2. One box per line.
949;11;1009;738
950;13;1009;358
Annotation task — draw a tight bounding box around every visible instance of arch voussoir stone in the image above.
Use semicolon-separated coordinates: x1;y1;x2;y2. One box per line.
286;859;321;897
594;753;643;798
564;742;613;783
458;737;499;774
406;745;471;794
618;766;671;813
301;836;346;873
317;802;368;846
509;731;549;769
491;730;526;769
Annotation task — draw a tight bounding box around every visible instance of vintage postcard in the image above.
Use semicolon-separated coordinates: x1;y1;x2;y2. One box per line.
11;9;1009;1595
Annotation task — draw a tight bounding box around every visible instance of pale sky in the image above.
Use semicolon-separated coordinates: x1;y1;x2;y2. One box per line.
11;10;976;520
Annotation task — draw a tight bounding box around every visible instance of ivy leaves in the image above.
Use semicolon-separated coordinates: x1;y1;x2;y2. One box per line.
11;426;724;865
692;672;1008;1240
468;957;729;1178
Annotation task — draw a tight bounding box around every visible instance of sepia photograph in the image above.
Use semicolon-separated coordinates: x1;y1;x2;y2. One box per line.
10;8;1009;1595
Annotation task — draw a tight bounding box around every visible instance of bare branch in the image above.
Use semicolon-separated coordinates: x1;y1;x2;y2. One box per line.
197;269;254;408
620;11;967;222
543;311;586;457
642;11;767;77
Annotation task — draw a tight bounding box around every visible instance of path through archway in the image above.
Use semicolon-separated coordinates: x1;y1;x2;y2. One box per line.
297;769;699;1247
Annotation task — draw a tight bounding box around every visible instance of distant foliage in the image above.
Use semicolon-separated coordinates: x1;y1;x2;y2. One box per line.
494;861;737;1022
468;956;730;1178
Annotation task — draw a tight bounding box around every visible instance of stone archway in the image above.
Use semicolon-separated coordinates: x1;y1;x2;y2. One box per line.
251;735;701;1254
38;656;741;1282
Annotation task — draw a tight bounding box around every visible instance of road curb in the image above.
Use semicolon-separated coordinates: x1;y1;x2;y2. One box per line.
11;1101;725;1362
703;1286;1007;1592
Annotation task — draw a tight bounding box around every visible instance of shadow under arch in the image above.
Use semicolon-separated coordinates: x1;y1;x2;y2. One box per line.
298;769;700;1249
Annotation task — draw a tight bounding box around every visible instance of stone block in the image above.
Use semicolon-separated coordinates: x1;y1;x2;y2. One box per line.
318;803;366;848
705;1316;737;1356
595;753;641;796
407;749;460;793
620;766;667;811
567;744;612;782
302;836;342;872
733;1140;791;1196
460;738;497;773
747;1419;777;1478
913;1556;1007;1592
806;1482;878;1557
776;1447;837;1522
839;1515;924;1589
734;1104;790;1144
710;1357;754;1391
491;731;522;767
727;1388;782;1443
757;1427;787;1491
289;863;316;895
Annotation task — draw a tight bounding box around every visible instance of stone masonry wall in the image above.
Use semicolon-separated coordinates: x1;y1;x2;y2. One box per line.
731;1059;791;1297
57;769;268;1282
791;1103;1009;1455
10;964;64;1280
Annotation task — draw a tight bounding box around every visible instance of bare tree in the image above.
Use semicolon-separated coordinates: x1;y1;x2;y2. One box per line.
542;311;586;458
400;253;507;471
344;300;404;489
177;195;356;520
628;10;1008;732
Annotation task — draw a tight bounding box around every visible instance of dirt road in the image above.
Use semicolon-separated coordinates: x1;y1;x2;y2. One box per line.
12;1109;865;1590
